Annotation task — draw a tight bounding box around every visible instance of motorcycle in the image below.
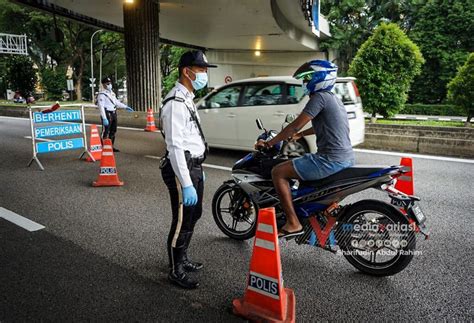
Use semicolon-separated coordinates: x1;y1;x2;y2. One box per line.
212;119;429;276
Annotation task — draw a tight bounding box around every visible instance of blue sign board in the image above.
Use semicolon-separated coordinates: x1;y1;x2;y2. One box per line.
33;110;82;123
35;124;82;138
36;138;84;154
311;0;320;37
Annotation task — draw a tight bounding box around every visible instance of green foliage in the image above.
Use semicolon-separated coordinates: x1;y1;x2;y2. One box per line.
408;0;474;103
372;119;465;127
1;55;37;96
160;45;186;95
40;67;68;100
401;103;464;116
349;23;424;118
0;0;126;100
320;0;420;74
447;53;474;122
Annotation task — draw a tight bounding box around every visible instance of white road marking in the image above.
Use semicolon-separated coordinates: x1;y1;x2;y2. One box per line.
24;136;54;142
202;163;233;171
144;155;161;160
0;207;45;232
353;148;474;164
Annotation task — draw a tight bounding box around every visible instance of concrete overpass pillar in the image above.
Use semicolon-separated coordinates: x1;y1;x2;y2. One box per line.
123;0;160;112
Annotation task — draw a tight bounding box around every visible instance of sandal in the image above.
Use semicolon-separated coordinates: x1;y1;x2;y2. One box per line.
278;228;304;239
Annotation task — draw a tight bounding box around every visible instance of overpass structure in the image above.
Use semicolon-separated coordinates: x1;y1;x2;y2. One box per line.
14;0;331;111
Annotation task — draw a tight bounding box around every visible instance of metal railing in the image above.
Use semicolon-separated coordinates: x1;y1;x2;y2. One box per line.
0;33;28;55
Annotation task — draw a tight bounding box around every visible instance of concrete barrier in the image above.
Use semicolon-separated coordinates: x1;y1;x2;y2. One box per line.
360;124;474;158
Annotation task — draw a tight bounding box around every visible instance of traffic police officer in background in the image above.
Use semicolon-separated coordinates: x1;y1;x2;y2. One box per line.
160;51;217;289
97;77;134;152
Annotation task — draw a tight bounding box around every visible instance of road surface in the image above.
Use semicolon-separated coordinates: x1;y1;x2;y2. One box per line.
1;116;472;321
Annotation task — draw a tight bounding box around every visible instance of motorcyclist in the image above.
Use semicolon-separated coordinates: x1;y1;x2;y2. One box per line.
255;60;355;238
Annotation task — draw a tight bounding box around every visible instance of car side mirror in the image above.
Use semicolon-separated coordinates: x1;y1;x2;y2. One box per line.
285;114;296;123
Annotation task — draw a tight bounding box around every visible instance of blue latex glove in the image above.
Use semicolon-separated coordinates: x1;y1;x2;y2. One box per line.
102;118;109;127
182;185;198;206
126;106;134;112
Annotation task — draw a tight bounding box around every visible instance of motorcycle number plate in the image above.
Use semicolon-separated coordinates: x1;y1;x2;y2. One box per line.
410;203;426;224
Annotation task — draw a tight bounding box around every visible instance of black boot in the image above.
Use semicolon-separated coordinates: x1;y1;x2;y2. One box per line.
182;232;203;272
111;136;120;152
168;247;199;289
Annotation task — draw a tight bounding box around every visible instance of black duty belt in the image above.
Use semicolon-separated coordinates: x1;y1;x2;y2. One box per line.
161;151;205;169
191;154;205;165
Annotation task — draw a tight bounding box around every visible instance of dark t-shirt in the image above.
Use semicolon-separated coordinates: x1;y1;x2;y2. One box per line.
302;91;354;162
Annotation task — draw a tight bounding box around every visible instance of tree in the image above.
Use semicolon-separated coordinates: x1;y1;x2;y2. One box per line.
0;0;126;101
160;45;186;95
447;53;474;126
349;23;424;119
320;0;421;75
2;55;37;97
40;66;67;100
408;0;474;103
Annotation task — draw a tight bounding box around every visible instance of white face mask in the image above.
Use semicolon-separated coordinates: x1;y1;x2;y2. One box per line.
106;84;112;91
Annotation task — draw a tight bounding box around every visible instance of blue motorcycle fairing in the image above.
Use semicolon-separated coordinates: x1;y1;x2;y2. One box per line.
368;166;402;178
234;153;253;169
296;202;328;217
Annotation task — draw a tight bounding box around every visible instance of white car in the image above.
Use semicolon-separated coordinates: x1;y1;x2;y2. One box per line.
196;76;365;154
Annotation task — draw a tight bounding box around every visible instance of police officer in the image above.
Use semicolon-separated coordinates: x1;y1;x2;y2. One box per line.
160;50;217;289
97;77;134;152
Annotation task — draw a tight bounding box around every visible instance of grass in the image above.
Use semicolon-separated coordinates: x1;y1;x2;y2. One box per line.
367;119;467;127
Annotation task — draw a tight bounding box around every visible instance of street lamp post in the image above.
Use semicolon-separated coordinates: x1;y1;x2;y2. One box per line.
90;29;103;102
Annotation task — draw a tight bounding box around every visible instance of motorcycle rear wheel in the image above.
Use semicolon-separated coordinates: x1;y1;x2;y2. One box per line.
336;199;417;276
212;183;258;240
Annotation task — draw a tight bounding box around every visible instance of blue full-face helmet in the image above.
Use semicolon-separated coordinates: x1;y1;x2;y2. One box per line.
293;60;338;95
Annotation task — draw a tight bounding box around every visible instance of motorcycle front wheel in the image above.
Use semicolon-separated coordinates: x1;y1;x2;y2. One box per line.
212;183;258;240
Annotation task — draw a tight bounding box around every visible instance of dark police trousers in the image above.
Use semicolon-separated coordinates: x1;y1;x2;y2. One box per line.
161;158;204;272
102;110;118;144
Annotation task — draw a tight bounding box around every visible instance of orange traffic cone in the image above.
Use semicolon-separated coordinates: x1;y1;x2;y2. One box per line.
86;124;102;162
144;108;158;132
92;138;124;187
233;207;296;323
395;157;414;195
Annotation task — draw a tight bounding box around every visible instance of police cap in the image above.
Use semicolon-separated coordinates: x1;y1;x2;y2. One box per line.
178;50;217;68
101;77;112;84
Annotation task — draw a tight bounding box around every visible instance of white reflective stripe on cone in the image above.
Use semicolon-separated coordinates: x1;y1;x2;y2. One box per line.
255;238;275;251
257;223;274;234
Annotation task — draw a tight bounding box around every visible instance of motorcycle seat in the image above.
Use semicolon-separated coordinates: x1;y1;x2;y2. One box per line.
301;166;388;188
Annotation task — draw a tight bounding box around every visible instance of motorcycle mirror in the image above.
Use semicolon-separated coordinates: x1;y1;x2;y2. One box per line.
256;119;264;130
285;114;296;123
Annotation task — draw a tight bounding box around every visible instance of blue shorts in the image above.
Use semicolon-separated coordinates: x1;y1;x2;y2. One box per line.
292;153;354;181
